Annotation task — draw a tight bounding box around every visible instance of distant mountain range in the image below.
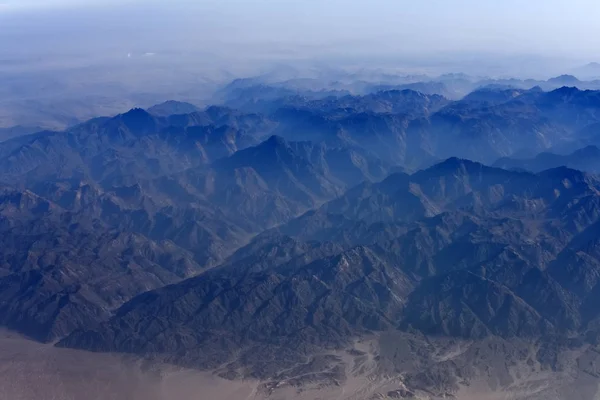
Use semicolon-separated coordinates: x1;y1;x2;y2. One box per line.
495;145;600;173
216;72;600;105
230;85;600;166
7;70;600;132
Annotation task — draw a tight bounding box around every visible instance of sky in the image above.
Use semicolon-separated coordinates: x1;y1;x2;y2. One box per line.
175;0;573;59
1;0;599;56
0;0;598;76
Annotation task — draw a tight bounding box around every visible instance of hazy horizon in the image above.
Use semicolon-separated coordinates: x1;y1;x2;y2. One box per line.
1;0;600;130
1;0;599;75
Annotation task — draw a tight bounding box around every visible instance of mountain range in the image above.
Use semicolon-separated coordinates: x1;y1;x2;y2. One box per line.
3;82;600;398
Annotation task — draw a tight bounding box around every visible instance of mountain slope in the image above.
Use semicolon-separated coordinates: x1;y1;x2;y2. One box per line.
58;158;600;385
59;246;413;375
0;187;203;341
0;107;273;186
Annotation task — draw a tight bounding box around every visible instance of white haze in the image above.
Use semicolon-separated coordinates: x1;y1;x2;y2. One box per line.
1;0;598;73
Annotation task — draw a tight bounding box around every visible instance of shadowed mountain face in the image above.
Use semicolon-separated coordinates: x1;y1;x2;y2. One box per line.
5;86;600;397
